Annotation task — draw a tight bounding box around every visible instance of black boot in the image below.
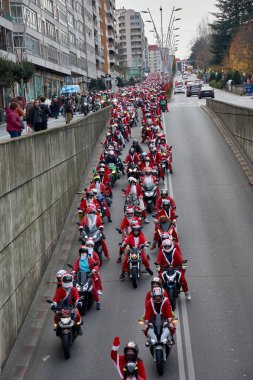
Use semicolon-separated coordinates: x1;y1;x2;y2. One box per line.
147;268;153;275
76;326;83;336
108;216;112;222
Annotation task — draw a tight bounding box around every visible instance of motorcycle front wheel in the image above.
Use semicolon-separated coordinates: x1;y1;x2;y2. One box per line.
155;349;164;376
131;267;138;288
61;333;71;359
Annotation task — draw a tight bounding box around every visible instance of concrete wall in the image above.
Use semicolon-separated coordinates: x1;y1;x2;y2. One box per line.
206;99;253;162
0;108;110;371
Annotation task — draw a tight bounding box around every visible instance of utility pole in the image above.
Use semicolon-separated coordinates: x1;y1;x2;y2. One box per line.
160;6;165;84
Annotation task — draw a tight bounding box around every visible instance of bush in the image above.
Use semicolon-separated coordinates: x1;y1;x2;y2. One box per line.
209;80;223;89
232;70;242;85
209;72;216;81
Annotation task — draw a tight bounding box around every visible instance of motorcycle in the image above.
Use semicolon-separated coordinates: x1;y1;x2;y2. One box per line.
93;100;101;112
123;242;150;288
155;218;177;246
127;163;140;180
145;314;174;375
108;162;119;187
47;300;81;359
156;261;187;310
123;192;140;212
81;101;89;116
67;265;94;315
79;214;103;265
142;177;157;213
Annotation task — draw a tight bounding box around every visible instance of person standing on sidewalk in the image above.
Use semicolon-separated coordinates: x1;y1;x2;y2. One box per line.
40;97;51;130
27;99;43;132
64;97;73;125
6;102;23;138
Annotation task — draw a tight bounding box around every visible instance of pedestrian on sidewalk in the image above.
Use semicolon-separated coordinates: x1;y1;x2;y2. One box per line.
64;97;73;125
27;99;43;132
40;96;51;130
50;98;60;119
6;102;23;138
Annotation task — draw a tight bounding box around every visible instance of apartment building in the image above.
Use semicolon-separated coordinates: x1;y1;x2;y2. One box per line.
116;8;147;80
9;0;88;99
148;44;162;73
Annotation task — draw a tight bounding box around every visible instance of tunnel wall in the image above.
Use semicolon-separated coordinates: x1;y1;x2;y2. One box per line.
206;99;253;162
0;108;110;371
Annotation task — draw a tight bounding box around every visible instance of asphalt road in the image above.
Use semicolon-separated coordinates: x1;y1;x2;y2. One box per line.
2;94;253;380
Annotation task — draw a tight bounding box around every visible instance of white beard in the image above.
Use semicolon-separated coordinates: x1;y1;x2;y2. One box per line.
87;248;93;256
95;182;101;194
131;185;137;194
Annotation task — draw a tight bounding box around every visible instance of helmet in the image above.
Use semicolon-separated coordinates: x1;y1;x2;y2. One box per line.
132;224;142;234
99;167;105;173
144;156;151;162
106;132;111;138
79;245;88;254
161;189;168;197
86;191;94;198
92;188;98;196
93;175;100;183
56;269;67;282
161;233;171;241
109;150;114;156
162;239;174;253
151;277;162;288
124;342;139;361
152;286;163;303
141;152;147;160
86;239;95;247
133;139;138;145
128;177;137;184
129;147;135;155
162;199;171;208
134;206;142;217
126;206;134;218
61;274;73;289
144;167;152;174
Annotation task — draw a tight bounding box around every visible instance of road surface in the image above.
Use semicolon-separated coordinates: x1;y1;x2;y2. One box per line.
1;94;253;380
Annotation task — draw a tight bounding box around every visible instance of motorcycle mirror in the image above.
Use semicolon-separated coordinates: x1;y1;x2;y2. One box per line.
46;299;52;304
138;319;145;325
182;259;188;264
170;145;173;148
116;228;122;234
145;242;151;247
77;191;83;194
99;226;104;230
67;263;73;268
76;222;81;226
148;322;153;328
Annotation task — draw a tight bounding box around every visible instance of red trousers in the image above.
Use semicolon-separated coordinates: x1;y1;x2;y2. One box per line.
101;239;110;258
122;251;150;272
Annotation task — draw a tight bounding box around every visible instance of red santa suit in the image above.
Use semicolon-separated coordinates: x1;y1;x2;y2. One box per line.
79;198;101;213
111;337;146;380
144;297;173;321
89;183;111;218
73;256;100;302
145;289;169;307
155;196;176;211
124;152;140;166
80;215;110;258
156;248;188;292
53;286;81;323
122;232;150;272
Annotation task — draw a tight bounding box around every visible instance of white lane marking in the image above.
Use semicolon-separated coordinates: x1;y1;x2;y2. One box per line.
162;112;196;380
162;112;186;380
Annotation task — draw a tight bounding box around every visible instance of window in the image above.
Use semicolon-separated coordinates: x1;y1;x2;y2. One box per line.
58;0;66;4
67;12;74;26
59;29;68;47
48;45;58;62
23;7;37;30
76;21;83;33
130;15;134;20
13;33;40;56
62;52;70;67
59;9;67;25
69;32;76;46
70;52;77;66
10;4;23;23
13;32;23;48
75;2;82;13
43;0;53;14
45;20;56;39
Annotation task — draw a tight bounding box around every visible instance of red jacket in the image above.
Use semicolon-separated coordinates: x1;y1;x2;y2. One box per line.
120;216;132;231
73;256;98;272
81;214;103;228
124;232;147;248
155;196;176;211
111;343;146;380
6;108;21;132
89;182;107;194
125;184;143;197
53;286;79;305
125;153;140;165
156;208;176;221
156;247;183;269
79;198;101;213
144;297;173;321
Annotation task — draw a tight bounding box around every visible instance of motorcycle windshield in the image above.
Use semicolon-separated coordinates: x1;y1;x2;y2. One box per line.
160;221;171;231
143;177;154;191
108;163;115;170
77;271;89;285
86;214;97;232
150;315;164;338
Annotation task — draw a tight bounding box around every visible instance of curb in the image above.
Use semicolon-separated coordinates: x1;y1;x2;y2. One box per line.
201;105;253;186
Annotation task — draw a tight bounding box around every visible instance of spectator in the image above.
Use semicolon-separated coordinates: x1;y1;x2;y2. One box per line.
27;99;43;132
50;98;60;119
64;97;73;124
6;102;22;138
40;96;51;130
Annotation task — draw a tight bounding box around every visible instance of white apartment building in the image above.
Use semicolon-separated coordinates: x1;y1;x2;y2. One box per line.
148;45;162;73
116;8;147;80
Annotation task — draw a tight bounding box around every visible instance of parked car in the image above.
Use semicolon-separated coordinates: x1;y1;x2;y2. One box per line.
174;85;185;94
198;85;215;99
186;84;202;97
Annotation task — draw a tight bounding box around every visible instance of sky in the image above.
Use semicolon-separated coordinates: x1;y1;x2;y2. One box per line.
116;0;218;59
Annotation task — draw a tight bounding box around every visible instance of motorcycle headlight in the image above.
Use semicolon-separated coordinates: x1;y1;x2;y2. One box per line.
145;191;153;196
76;284;81;291
60;317;71;324
131;253;138;259
83;283;89;291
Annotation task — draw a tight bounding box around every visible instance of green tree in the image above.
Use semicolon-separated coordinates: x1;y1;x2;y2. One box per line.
98;78;106;91
88;78;98;90
210;0;253;65
128;77;135;86
232;70;242;85
0;57;15;89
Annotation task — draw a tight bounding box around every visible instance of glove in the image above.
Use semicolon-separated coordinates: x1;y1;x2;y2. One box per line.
77;301;82;308
50;302;57;311
113;336;120;346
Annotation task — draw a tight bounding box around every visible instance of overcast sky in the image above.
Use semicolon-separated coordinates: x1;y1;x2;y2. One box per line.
116;0;218;59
